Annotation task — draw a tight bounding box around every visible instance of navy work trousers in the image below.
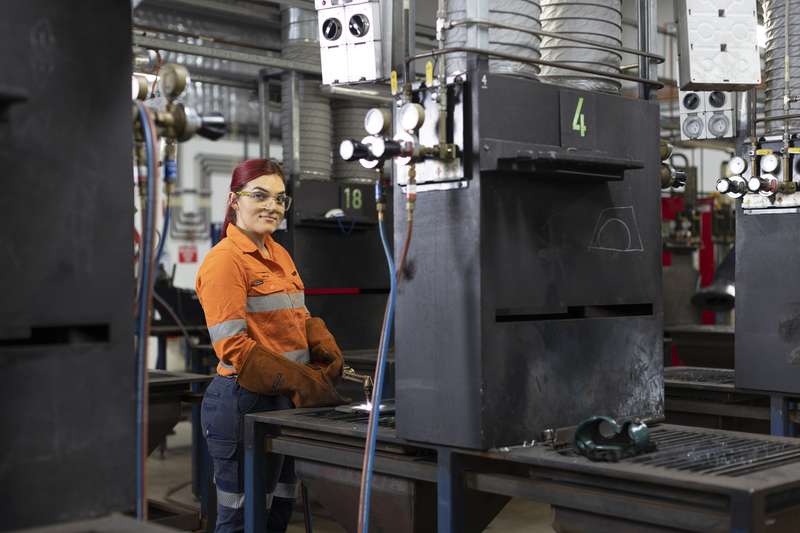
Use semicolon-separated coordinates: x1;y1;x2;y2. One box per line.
201;375;296;533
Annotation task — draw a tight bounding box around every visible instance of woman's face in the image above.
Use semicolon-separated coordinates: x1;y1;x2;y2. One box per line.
230;174;286;237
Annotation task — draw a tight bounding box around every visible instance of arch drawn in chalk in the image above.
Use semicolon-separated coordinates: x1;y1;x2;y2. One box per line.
588;206;644;252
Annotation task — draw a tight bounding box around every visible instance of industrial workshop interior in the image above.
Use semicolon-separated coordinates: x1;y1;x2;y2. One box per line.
10;0;800;531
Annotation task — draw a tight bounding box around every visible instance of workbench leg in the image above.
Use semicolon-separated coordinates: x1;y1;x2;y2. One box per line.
770;395;796;437
156;335;167;370
191;357;204;498
436;448;464;533
244;418;268;533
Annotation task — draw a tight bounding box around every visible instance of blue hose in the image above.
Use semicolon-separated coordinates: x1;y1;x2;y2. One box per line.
359;207;397;532
155;205;171;267
135;102;156;520
155;157;176;268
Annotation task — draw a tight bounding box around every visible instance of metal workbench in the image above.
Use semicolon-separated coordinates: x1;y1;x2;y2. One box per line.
665;367;770;434
244;407;800;533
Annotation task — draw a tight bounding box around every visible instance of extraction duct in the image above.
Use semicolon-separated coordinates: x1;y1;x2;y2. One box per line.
282;7;332;179
763;0;800;133
539;0;623;94
445;0;542;79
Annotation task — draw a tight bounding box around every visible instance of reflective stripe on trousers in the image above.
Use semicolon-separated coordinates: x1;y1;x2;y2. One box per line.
215;481;296;511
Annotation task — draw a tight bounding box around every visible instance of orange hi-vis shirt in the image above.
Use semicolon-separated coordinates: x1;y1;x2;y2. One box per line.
196;224;310;377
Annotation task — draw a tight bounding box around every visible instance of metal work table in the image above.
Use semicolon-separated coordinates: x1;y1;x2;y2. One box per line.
148;369;212;454
664;366;800;439
665;366;770;434
244;407;800;533
665;325;735;369
9;514;179;533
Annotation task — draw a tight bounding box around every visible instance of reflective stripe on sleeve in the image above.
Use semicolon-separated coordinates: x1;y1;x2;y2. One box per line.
216;488;245;509
283;348;310;364
288;291;305;309
247;291;305;313
208;319;247;343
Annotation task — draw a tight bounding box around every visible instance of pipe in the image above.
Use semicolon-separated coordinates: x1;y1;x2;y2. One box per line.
322;86;394;105
437;0;448;152
405;47;664;89
637;0;656;100
756;112;800;123
784;0;792;182
258;70;271;159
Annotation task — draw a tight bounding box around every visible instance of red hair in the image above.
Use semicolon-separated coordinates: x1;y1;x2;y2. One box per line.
223;159;285;237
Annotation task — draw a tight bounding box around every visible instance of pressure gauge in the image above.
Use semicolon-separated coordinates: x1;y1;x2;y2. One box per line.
159;63;189;101
761;153;780;173
707;114;730;138
728;175;747;198
716;178;732;194
364;108;390;135
132;75;148;101
728;156;747;176
340;139;370;161
682;116;704;139
359;136;381;169
399;103;425;131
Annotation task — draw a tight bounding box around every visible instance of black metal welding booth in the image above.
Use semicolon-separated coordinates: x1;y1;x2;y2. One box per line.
394;60;664;449
736;137;800;398
0;1;136;529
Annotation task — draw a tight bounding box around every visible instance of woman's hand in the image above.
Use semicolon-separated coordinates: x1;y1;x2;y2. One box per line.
306;317;344;383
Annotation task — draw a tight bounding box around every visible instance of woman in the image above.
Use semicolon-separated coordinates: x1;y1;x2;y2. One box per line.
197;159;343;533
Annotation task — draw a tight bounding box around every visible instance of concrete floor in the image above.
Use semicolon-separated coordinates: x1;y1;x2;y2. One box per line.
149;421;556;532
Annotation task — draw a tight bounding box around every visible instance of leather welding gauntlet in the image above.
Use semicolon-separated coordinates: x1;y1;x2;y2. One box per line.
237;345;345;408
306;317;344;383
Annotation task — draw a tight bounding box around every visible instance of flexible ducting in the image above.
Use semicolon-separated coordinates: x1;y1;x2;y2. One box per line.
332;100;381;182
281;7;332;179
763;0;800;133
538;0;622;94
445;0;542;79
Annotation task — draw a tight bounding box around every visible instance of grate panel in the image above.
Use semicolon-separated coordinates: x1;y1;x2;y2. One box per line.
300;409;396;429
664;367;735;385
628;427;800;476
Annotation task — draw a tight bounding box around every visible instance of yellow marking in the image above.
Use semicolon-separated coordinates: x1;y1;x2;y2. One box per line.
788;147;800;154
756;149;774;155
390;70;398;96
425;61;434;85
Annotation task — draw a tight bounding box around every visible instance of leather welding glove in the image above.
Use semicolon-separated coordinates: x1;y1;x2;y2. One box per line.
237;344;345;408
306;317;344;384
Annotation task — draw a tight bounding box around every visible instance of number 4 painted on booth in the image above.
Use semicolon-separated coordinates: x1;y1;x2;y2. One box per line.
572;97;587;137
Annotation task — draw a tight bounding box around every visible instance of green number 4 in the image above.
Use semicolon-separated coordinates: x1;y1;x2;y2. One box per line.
572;97;587;137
